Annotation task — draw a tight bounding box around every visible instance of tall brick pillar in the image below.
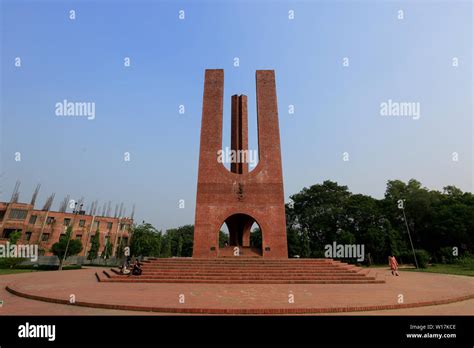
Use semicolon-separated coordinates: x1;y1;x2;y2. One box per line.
193;69;287;259
230;95;249;175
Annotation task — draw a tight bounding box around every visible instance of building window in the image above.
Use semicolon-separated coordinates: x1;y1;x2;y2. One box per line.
107;222;113;230
42;233;50;241
46;217;55;224
29;215;37;224
0;210;5;221
93;221;100;230
25;232;32;241
79;219;86;227
2;229;19;239
8;209;28;220
76;234;82;240
120;223;124;230
64;218;71;226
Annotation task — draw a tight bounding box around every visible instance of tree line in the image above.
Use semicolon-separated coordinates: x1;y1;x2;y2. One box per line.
128;179;474;265
286;179;473;265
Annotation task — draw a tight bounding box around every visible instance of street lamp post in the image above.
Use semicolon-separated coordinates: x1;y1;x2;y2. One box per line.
59;202;83;271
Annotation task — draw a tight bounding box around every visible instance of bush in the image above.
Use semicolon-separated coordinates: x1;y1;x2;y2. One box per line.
439;247;457;264
0;230;28;269
0;258;27;269
15;264;82;271
399;249;430;268
456;252;474;267
414;249;430;268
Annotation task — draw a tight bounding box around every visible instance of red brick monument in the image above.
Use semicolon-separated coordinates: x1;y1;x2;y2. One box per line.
193;69;288;259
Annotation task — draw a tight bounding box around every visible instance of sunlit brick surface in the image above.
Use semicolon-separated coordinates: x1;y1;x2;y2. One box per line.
3;268;474;315
194;70;287;258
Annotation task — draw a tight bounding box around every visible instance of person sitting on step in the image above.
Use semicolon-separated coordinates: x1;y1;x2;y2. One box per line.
131;259;142;276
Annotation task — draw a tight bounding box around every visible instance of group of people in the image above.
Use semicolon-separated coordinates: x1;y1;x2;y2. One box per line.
119;256;143;276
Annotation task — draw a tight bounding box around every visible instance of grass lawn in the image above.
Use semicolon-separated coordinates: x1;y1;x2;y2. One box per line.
0;269;39;275
401;263;474;277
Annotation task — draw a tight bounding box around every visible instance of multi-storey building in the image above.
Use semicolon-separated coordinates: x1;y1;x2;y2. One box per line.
0;201;133;257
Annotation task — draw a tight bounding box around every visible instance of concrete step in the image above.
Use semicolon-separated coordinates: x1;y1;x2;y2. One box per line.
137;266;362;272
109;269;370;277
135;270;365;277
143;259;336;264
109;275;377;281
99;278;385;284
141;264;352;268
143;258;336;263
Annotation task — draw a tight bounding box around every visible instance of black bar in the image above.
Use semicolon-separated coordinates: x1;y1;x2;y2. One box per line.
0;316;472;346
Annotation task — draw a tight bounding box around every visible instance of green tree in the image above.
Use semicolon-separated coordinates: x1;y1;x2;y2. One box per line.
0;230;26;269
383;180;474;262
286;180;423;263
219;231;229;247
102;238;113;259
287;180;352;257
429;188;474;260
165;225;194;257
9;230;22;244
162;234;172;258
116;237;127;259
87;229;100;260
286;227;301;257
301;231;311;258
250;227;262;249
51;226;83;269
129;223;163;257
177;235;183;257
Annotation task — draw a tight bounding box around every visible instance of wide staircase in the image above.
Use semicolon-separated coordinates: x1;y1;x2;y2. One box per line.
97;258;385;284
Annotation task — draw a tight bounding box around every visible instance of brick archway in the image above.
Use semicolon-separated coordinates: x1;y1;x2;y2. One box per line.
223;213;263;248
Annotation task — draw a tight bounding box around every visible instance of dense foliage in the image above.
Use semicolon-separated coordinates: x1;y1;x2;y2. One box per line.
50;226;83;267
286;179;473;264
129;179;473;267
130;223;193;258
87;229;100;260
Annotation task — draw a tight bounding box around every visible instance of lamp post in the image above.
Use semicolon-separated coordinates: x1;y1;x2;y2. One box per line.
401;206;419;269
59;202;83;271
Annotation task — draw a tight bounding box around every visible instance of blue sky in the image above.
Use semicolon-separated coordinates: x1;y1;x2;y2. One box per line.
1;0;472;231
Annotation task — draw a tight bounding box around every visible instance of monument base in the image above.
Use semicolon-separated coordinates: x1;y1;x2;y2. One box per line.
100;258;384;284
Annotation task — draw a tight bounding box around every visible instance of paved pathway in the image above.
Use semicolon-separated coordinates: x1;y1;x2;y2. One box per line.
0;268;473;315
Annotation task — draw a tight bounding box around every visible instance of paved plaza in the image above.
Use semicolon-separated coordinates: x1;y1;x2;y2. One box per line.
1;267;473;315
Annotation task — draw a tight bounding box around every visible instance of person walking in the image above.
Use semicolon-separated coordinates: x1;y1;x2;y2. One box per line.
389;255;400;276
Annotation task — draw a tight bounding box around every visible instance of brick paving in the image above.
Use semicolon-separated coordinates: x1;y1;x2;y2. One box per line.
1;267;473;315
